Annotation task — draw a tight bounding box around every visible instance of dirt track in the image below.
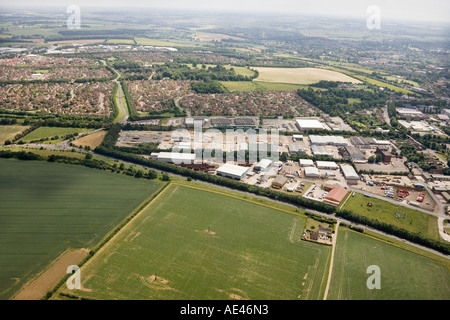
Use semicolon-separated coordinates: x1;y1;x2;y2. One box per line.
12;249;88;300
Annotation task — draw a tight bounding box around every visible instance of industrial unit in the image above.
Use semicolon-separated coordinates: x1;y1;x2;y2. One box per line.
151;152;196;164
316;161;339;170
295;119;325;131
342;146;366;161
311;146;333;158
216;163;250;180
309;135;348;146
340;164;359;184
299;159;314;167
253;159;273;172
304;167;320;179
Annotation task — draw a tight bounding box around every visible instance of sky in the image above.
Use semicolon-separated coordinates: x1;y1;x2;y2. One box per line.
4;0;450;22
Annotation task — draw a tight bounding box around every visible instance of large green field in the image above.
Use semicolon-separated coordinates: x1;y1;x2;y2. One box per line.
343;192;439;241
328;228;450;300
220;81;310;92
21;127;92;143
0;125;29;144
0;159;163;300
60;184;331;300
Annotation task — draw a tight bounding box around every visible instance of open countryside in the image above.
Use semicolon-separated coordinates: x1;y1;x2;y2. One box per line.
0;1;449;306
0;159;163;300
253;67;362;85
56;184;331;300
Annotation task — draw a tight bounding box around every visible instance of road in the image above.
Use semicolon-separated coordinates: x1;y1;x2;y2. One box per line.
323;221;339;300
107;61;129;124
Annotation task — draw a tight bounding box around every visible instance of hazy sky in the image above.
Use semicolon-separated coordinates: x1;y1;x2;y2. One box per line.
5;0;450;22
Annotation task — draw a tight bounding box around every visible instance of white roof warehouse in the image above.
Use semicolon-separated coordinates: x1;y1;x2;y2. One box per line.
340;164;359;180
216;163;249;180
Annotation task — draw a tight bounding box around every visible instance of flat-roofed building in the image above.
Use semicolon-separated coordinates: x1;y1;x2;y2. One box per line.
272;175;288;189
254;159;273;172
344;146;366;161
299;159;314;167
340;164;359;182
316;161;339;170
216;163;249;180
295;119;325;131
288;144;306;155
309;135;348;146
153;152;196;164
304;167;320;179
311;146;333;158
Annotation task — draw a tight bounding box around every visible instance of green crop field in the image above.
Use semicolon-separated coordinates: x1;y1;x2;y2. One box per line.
134;38;197;48
21;127;92;143
253;67;361;85
0;125;29;144
328;228;450;300
0;158;164;300
342;192;439;241
220;81;310;92
60;184;331;300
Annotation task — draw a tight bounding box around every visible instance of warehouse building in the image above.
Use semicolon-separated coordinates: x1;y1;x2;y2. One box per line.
216;163;249;180
340;165;359;184
324;186;348;206
304;167;320;179
311;146;333;158
253;159;273;173
288;144;306;155
272;175;288;189
152;152;196;164
350;136;377;149
309;135;348;146
343;146;366;161
295;119;325;131
299;159;314;167
316;161;339;170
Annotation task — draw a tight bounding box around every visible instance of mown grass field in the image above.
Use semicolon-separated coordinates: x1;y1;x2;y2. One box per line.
21;127;92;143
0;158;164;300
60;183;331;300
220;81;310;92
342;193;439;241
134;38;198;48
328;228;450;300
71;130;107;150
253;67;361;85
0;125;29;144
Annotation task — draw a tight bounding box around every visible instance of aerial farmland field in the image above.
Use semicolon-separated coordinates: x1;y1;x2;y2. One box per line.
0;125;29;144
342;192;440;241
328;228;450;300
58;184;331;300
253;67;361;85
0;158;164;300
21;126;92;143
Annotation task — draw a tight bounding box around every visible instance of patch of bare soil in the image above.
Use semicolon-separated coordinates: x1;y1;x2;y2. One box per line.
13;249;89;300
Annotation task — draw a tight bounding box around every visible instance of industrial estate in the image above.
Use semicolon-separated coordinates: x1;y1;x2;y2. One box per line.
0;3;449;303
